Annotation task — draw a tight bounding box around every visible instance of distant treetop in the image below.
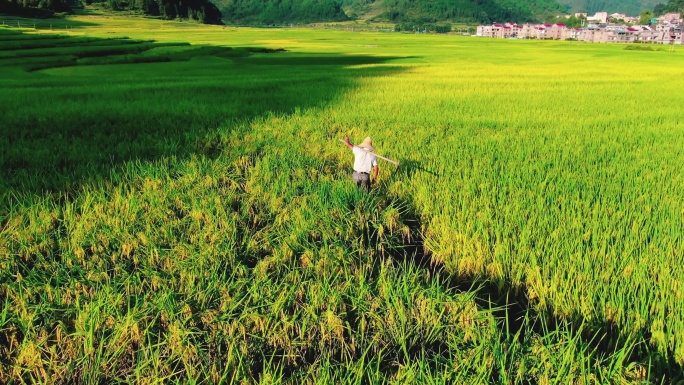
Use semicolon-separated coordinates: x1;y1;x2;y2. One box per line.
0;0;223;24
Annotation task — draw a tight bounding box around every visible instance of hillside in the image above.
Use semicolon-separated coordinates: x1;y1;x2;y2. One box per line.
374;0;566;23
2;0;675;29
217;0;349;24
2;0;569;25
560;0;661;15
654;0;684;14
0;0;223;24
215;0;567;24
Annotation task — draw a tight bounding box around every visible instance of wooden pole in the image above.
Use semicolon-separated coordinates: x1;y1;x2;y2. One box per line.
339;139;400;166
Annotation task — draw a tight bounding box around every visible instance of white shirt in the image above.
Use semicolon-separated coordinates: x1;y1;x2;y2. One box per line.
352;146;378;173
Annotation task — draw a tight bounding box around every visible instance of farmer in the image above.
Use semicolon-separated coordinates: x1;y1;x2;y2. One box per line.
343;136;379;190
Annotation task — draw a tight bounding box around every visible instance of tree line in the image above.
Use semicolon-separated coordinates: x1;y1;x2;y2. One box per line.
213;0;568;25
0;0;222;24
375;0;566;24
1;0;579;27
8;0;677;33
560;0;660;16
0;0;77;16
654;0;684;14
90;0;222;23
214;0;348;24
393;22;453;32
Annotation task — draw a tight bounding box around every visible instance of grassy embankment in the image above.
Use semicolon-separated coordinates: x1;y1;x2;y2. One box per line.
1;15;683;383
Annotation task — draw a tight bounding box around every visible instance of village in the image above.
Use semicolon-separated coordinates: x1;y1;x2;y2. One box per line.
477;11;683;44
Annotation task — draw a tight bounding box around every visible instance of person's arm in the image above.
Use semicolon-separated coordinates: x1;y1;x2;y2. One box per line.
372;165;379;184
344;137;353;150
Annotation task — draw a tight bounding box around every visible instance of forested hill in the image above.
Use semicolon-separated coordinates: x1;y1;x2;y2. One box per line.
375;0;566;23
560;0;660;15
215;0;567;24
2;0;677;31
0;0;223;24
654;0;684;14
216;0;348;24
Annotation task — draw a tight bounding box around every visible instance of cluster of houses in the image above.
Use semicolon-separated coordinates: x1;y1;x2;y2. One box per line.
476;12;683;44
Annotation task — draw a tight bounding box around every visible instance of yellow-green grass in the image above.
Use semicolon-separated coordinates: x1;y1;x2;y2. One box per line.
1;15;684;383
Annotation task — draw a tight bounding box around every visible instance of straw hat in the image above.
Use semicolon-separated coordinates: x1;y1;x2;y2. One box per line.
357;137;375;152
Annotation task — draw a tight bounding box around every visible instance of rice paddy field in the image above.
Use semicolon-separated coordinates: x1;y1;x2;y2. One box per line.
1;14;684;383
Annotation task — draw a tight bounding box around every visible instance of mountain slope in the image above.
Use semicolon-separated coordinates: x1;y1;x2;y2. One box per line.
654;0;684;14
0;0;223;24
217;0;349;24
215;0;567;24
376;0;566;23
560;0;661;14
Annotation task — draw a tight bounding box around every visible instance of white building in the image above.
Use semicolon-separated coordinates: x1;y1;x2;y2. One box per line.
587;12;608;23
476;21;684;44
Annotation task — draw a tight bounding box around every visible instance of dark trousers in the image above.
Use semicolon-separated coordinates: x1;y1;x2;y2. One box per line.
352;171;371;190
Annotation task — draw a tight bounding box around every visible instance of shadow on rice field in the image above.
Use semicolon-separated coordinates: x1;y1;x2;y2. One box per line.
373;159;684;383
377;175;684;382
0;27;409;198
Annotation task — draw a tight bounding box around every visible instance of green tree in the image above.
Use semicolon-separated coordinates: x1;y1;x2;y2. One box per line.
654;0;684;15
639;9;654;24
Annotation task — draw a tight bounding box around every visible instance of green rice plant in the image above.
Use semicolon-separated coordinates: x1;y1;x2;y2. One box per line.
1;16;683;383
